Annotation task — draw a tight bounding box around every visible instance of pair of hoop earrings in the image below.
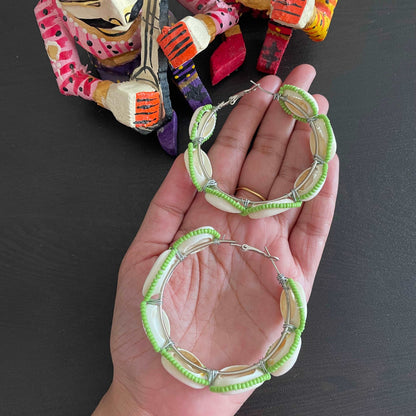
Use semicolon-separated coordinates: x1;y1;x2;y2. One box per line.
141;82;335;393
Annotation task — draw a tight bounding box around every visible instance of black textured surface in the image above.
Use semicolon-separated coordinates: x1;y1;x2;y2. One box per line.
1;1;415;415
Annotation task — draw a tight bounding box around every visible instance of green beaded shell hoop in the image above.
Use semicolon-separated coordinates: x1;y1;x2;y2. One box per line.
140;227;307;394
185;82;336;218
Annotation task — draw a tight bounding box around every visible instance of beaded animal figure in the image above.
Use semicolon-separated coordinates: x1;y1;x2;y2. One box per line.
158;0;338;85
34;0;211;155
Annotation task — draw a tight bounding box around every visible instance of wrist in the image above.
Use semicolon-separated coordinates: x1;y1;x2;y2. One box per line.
92;380;152;416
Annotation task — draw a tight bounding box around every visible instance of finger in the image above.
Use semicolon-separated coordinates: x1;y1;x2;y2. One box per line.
127;154;196;258
289;155;339;284
207;75;282;194
271;94;329;232
235;64;316;201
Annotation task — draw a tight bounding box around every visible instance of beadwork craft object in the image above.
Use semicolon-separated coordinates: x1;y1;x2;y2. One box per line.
157;0;338;85
141;227;307;393
34;0;211;155
184;82;336;218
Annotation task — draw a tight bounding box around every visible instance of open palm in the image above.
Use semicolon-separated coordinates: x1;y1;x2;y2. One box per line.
93;65;339;416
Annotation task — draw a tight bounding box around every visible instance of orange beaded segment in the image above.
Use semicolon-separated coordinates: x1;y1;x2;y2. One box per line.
269;0;308;25
158;22;198;68
134;91;161;128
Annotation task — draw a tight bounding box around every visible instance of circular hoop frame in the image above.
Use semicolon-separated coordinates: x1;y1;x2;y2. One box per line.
141;227;307;393
184;83;336;219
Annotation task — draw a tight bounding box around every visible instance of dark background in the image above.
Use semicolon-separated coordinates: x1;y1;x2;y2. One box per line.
1;1;415;415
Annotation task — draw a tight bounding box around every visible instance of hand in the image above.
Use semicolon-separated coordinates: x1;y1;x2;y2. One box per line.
93;64;339;416
104;80;163;131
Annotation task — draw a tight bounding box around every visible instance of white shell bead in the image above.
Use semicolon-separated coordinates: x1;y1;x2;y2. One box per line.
161;348;207;389
189;106;217;140
145;305;171;350
212;365;265;394
267;334;302;377
176;226;218;255
310;116;337;162
142;250;177;297
294;165;324;201
280;280;307;327
247;198;294;219
205;192;242;213
184;147;212;189
281;89;317;119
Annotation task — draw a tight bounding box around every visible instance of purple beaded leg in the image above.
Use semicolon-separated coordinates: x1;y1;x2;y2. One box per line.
157;111;178;156
171;60;212;111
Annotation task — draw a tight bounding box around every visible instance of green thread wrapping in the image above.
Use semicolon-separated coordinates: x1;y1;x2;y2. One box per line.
141;301;163;353
143;248;177;301
299;162;328;201
245;201;302;215
316;114;335;163
266;331;302;374
204;187;245;212
210;373;271;393
161;349;210;386
278;84;319;122
287;279;307;332
190;104;215;144
172;227;221;250
187;143;203;192
266;278;307;374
